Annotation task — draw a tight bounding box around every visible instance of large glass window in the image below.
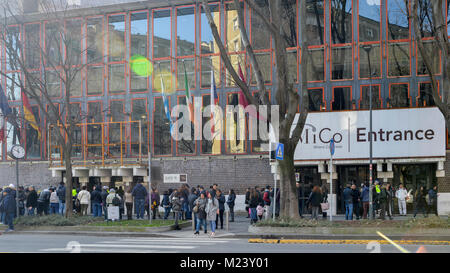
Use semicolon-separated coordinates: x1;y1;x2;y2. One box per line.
201;56;221;88
45;70;61;98
108;14;126;94
176;6;196;57
177;59;195;90
25;23;41;70
358;0;381;79
387;0;411;77
389;83;410;108
5;26;21;72
6;108;21;160
108;100;125;158
332;87;352;110
250;52;271;85
417;82;437;107
417;41;440;76
250;0;270;50
87;101;103;158
26;106;41;159
153;9;171;59
226;54;245;87
131;99;148;156
280;0;298;48
86;17;104;64
359;85;382;109
201;94;221;155
65;19;82;66
108;63;126;94
308;88;325;111
200;3;220;55
6;72;21;101
330;0;353;80
130;12;149;92
225;93;246;154
87;66;103;95
153;60;172;93
153;97;172;156
306;0;325;82
251;91;270;153
45;22;62;67
176;96;195;155
68;103;82;158
226;1;245;53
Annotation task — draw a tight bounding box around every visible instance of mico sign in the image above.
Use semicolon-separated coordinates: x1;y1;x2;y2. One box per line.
292;107;445;160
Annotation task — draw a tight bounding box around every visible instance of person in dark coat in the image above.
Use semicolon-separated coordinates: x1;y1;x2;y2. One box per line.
244;188;251;218
101;186;109;220
132;182;148;219
296;182;304;218
1;188;16;232
215;189;226;229
37;188;51;216
188;188;198;225
427;186;438;216
90;186;103;217
413;186;428;218
26;186;38;216
56;182;66;215
378;183;392;220
351;184;360;220
249;188;260;224
161;191;171;219
227;189;236;222
342;184;353;220
17;186;26;216
307;186;323;220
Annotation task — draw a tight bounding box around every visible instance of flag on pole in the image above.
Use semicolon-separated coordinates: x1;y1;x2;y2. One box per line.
210;70;219;136
0;85;12;143
159;68;173;135
21;90;41;140
183;61;194;123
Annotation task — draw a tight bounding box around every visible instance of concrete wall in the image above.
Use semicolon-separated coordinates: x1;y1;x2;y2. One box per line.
0;161;59;190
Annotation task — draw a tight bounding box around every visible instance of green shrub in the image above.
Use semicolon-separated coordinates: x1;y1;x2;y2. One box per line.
14;215;103;226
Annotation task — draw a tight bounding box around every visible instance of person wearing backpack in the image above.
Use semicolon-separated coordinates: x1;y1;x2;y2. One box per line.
227;189;236;222
56;182;66;215
37;188;51;216
106;188;122;220
161;191;171;220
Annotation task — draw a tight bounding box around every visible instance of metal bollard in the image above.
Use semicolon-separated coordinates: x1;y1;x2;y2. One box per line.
226;210;229;231
192;212;195;231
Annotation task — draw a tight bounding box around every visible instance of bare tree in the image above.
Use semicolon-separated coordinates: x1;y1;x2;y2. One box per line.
411;0;450;129
0;0;103;217
202;0;310;218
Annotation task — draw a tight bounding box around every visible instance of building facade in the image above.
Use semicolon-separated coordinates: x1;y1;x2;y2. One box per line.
0;0;449;215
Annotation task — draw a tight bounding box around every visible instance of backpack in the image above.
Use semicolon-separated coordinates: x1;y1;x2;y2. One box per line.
112;194;121;206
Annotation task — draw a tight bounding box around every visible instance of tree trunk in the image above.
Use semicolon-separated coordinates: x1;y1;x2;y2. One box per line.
63;145;73;218
278;140;299;219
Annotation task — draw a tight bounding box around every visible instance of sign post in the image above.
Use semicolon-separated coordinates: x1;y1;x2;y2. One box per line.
329;139;335;221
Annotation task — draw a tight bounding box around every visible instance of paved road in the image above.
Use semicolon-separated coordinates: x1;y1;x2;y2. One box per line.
0;234;449;253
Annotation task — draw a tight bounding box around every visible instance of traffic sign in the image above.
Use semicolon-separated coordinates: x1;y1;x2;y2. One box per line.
276;143;284;160
330;138;335;156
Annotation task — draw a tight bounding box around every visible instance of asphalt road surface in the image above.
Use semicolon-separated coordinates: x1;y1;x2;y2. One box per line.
0;234;449;253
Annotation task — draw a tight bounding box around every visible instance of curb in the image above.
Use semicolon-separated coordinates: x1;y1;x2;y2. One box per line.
247;238;450;245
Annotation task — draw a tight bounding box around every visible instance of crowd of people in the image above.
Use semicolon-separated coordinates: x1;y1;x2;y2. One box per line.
295;180;439;221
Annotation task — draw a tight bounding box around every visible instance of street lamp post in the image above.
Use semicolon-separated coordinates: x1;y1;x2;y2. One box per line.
362;44;374;220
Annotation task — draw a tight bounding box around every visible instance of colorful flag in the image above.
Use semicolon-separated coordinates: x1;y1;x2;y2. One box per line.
183;61;194;123
21;90;41;140
159;69;173;135
0;85;12;143
238;62;249;108
210;70;219;136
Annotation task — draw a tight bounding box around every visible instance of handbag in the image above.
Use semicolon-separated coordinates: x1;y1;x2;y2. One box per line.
320;203;329;211
193;204;199;213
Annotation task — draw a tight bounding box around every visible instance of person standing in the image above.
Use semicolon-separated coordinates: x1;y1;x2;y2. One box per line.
171;192;182;230
101;186;109;220
205;191;219;237
49;187;60;214
372;181;381;219
194;192;208;235
262;186;271;220
320;184;329;219
386;183;394;217
77;186;91;216
413;186;428;218
26;186;38;216
351;184;360;220
17;186;26;216
215;189;225;229
56;182;66;215
249;188;260;224
427;186;438;216
132;182;148;220
378;183;392;220
106;188;122;221
308;186;322;220
343;184;353;220
151;188;161;220
161;190;171;220
395;184;408;216
90;185;103;217
37;188;51;216
124;187;134;220
188;188;198;225
1;188;16;232
360;183;370;219
227;189;236;222
245;188;251;218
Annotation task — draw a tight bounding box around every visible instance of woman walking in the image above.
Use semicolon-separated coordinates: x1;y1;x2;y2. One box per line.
227;189;236;222
194;192;208;235
205;192;219;237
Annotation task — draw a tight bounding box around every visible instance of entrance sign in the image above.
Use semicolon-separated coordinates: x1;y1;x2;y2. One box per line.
275;143;284;160
290;108;445;160
164;174;188;183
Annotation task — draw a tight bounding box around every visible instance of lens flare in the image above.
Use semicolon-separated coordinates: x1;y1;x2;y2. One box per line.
130;54;153;77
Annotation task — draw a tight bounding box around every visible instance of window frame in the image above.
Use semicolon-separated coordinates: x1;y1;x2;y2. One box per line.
388;82;411;108
225;91;247;155
130;97;149;157
152;96;173;157
129;10;150;93
107;13;127;96
85;15;105;97
358;84;382;109
64;17;84;98
331;86;353;111
175;95;197;156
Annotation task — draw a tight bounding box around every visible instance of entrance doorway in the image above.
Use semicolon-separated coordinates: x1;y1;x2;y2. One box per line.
88;177;100;192
393;163;436;193
336;165;377;214
294;166;321;215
